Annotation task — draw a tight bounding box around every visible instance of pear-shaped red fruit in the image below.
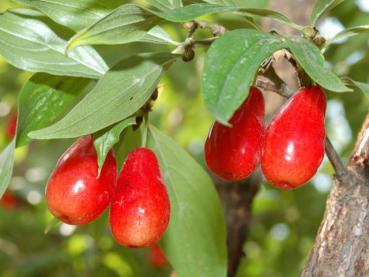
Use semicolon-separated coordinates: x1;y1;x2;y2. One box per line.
5;113;17;140
149;244;168;268
205;87;265;181
261;86;326;190
110;148;170;248
1;191;19;210
46;136;116;225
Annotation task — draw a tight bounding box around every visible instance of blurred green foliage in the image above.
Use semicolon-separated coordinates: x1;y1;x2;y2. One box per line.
0;0;368;276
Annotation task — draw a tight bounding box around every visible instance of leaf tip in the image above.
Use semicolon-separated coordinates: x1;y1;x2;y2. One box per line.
65;34;80;54
28;129;47;140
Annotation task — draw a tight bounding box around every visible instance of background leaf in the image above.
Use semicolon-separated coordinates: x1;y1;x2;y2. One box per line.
13;0;123;31
202;0;270;8
140;25;180;45
145;0;183;10
311;0;344;25
17;74;94;147
94;116;136;171
287;38;351;93
0;10;108;78
345;79;369;98
67;5;158;49
147;126;227;277
155;3;237;22
0;140;16;199
202;29;288;124
115;127;143;169
29;53;177;139
325;25;369;46
240;8;302;30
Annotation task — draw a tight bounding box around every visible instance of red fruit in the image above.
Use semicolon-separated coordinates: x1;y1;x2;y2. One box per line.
149;244;168;268
46;136;116;225
1;192;19;210
261;86;326;190
5;113;17;140
110;148;170;248
205;87;265;181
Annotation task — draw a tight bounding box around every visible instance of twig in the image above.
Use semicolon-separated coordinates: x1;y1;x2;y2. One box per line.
325;137;347;178
193;37;219;46
256;77;292;98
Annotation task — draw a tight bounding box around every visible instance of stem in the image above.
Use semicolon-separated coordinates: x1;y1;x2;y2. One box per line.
44;217;60;235
141;113;149;147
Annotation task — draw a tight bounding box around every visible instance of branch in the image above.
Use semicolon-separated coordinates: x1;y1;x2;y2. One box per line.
303;110;369;277
324;137;347;178
349;111;369;168
213;172;261;277
255;78;290;97
184;20;226;37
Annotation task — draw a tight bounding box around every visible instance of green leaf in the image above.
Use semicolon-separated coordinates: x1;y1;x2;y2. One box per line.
325;25;369;46
94;116;136;171
67;5;158;49
352;81;369;97
202;29;288;124
145;0;183;11
13;0;123;31
29;53;177;140
202;0;238;4
0;140;16;199
345;78;369;97
115;127;142;169
0;10;108;78
287;38;351;93
140;25;180;45
155;3;237;22
311;0;344;25
240;8;303;30
17;74;94;147
147;126;227;277
203;0;270;8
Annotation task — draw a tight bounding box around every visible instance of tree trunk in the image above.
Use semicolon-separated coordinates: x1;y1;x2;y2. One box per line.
302;112;369;276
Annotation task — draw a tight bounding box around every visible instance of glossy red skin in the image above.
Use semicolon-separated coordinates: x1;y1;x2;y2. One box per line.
205;87;265;181
1;192;19;210
149;244;168;268
261;87;326;190
110;148;170;248
5;113;17;140
46;136;117;225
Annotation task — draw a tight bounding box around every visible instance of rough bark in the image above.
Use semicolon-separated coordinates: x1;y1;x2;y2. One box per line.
302;112;369;277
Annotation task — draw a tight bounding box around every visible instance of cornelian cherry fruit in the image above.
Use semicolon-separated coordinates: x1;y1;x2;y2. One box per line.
46;136;117;225
1;191;19;210
110;148;170;248
261;86;326;190
5;113;17;140
149;244;168;268
205;87;265;181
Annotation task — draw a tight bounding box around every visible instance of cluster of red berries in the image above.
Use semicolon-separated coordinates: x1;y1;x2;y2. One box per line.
45;136;171;248
205;86;326;190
